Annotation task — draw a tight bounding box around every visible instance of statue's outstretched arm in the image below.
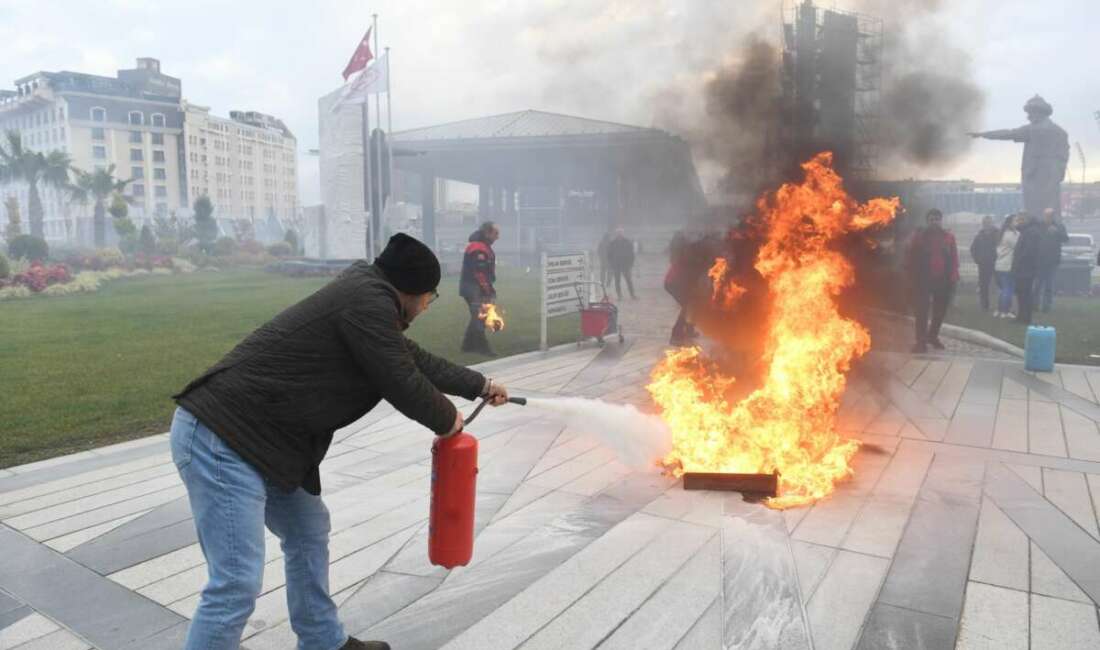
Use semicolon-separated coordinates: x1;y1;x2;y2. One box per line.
968;126;1028;142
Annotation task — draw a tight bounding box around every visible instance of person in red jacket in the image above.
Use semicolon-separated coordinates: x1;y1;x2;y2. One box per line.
459;221;499;355
906;209;959;353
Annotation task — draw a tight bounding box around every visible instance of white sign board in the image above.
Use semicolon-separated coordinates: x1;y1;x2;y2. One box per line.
540;252;589;350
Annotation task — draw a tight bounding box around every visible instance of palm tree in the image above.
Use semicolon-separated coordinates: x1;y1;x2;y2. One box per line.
69;165;132;248
0;131;72;239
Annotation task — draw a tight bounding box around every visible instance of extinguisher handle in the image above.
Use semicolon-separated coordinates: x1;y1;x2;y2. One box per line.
464;399;491;427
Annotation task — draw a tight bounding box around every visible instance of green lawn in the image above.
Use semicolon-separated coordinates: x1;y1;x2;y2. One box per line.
0;267;578;468
945;289;1100;365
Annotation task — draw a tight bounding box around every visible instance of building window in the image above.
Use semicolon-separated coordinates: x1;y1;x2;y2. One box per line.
58;127;64;140
130;148;143;162
132;184;145;197
128;111;143;125
131;166;144;180
92;127;105;140
151;113;166;128
151;132;164;145
129;130;142;144
153;150;165;163
93;145;106;159
58;107;64;121
155;186;167;198
153;168;166;180
91;107;106;122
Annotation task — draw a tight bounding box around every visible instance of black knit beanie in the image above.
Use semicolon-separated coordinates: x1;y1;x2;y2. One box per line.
374;233;441;294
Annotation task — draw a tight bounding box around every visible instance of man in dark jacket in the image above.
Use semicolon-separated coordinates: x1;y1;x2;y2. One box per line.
1034;207;1069;312
906;209;959;353
460;221;499;355
1012;213;1043;324
607;227;637;300
969;215;999;311
171;234;509;650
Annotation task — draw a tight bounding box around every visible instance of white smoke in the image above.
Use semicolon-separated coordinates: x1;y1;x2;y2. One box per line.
525;397;672;471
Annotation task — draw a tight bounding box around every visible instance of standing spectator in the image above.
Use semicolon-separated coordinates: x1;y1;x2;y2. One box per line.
994;214;1019;318
459;221;499;355
596;230;611;287
1034;207;1069;312
1012;212;1042;325
664;231;696;345
906;209;959;353
969;215;999;311
607;227;637;300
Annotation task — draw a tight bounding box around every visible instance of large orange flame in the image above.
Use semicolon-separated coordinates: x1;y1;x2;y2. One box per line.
479;303;505;332
647;152;899;509
708;257;746;311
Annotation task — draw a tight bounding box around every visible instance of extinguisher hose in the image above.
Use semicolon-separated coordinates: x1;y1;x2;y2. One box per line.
464;396;527;426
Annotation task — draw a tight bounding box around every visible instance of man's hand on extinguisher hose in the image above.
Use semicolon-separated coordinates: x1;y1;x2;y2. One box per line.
482;377;509;406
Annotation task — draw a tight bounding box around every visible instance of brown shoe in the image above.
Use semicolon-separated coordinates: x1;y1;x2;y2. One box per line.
341;638;391;650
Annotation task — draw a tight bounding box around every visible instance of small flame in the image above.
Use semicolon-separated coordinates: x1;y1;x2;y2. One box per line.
708;257;746;311
647;152;898;509
479;303;504;332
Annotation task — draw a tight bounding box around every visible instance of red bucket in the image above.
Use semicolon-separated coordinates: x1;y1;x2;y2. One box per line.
580;305;613;338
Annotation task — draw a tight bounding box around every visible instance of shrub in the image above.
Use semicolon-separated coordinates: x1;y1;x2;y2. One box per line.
284;229;300;255
95;248;125;268
214;237;238;257
240;239;265;255
11;262;71;292
0;285;31;300
267;241;293;258
8;235;48;261
140;225;157;255
0;252;8;280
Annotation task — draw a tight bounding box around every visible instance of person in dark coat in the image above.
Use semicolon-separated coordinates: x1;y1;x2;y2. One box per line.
664;231;697;345
1012;213;1043;324
597;230;611;287
1034;207;1069;312
170;234;509;650
906;209;959;353
459;221;499;355
607;227;637;300
969;215;999;311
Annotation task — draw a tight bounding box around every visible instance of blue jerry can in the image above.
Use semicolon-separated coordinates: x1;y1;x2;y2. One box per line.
1024;326;1056;372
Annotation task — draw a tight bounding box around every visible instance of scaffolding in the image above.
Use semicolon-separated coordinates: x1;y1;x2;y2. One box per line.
780;1;884;179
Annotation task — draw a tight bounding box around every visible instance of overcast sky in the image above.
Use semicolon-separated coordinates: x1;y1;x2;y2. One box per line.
1;0;1097;204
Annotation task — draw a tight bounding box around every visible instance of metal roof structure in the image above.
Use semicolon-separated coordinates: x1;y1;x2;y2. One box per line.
393;109;653;142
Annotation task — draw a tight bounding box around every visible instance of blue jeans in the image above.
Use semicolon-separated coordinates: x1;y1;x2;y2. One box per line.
995;271;1015;313
170;408;347;650
1033;266;1057;312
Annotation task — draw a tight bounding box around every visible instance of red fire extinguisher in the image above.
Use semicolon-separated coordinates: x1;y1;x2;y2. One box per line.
428;397;525;568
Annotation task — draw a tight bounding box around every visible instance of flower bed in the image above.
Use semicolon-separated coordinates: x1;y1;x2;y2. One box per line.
0;254;195;301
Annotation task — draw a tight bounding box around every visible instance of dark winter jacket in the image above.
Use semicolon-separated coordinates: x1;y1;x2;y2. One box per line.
459;231;496;302
1037;222;1069;270
969;228;999;267
1011;221;1042;278
607;236;635;271
174;261;486;494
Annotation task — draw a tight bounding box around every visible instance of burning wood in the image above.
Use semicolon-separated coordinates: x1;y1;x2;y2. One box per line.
479;303;504;332
682;471;778;496
647;153;899;509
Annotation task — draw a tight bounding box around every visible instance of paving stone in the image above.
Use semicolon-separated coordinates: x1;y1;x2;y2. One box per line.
1060;368;1098;404
1042;468;1099;539
0;603;32;630
931;361;972;417
960;361;1004;406
969;499;1029;591
13;626;94;650
0;590;22;615
67;497;197;574
956;581;1028;649
877;455;983;622
673;597;721;650
0;444;169;495
0;612;59;648
1030;593;1100;649
855;602;957;650
806;550;889;650
992;398;1029;452
1029;400;1068;457
945;401;997;447
1031;542;1092;604
790;540;834;602
984;464;1100;604
842;446;933;558
1061;405;1100;462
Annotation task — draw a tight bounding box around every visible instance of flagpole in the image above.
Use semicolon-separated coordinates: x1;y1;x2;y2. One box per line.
385;46;394;240
371;13;384;251
362;98;374;260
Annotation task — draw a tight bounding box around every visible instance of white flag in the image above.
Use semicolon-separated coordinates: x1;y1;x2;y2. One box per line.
331;52;388;112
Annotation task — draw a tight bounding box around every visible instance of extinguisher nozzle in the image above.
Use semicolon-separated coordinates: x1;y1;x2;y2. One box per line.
508;397;527;406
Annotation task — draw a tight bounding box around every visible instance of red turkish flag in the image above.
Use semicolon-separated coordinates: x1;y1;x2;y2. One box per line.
342;28;374;81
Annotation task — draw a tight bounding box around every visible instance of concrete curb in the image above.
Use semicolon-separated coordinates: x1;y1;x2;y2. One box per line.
868;307;1025;359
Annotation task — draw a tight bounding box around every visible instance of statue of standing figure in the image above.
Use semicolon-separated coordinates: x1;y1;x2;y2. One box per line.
970;95;1069;217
